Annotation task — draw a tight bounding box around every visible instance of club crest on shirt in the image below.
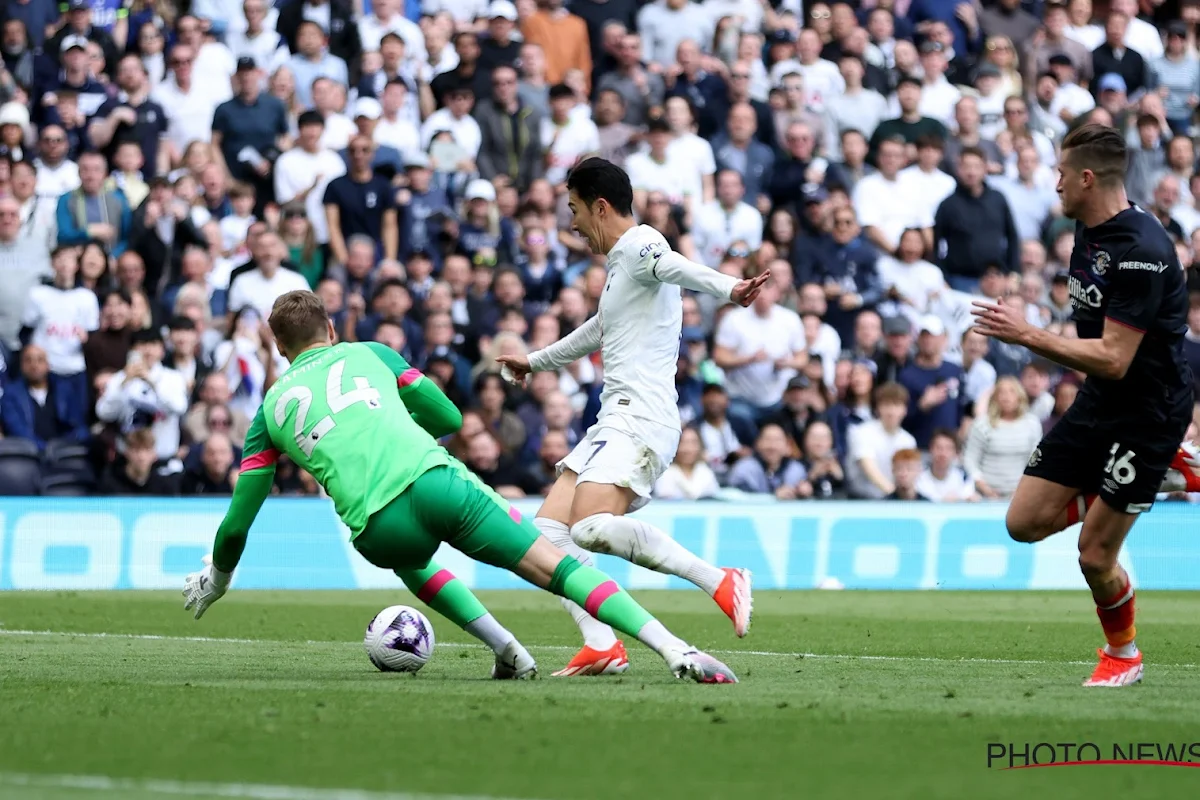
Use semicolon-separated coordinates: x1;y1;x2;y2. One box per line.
1093;250;1110;276
1028;447;1042;468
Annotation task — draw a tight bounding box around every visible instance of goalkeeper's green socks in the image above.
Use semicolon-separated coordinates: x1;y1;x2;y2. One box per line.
548;557;687;654
396;562;515;654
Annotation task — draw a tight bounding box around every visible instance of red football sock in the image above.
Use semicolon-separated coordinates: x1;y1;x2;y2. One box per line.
1095;579;1136;649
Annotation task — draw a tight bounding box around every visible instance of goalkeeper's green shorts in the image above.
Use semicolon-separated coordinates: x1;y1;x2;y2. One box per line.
353;461;539;572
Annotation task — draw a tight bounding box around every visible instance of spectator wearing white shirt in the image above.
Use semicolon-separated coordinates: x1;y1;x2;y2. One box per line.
625;115;702;217
796;282;843;389
654;427;721;499
664;95;717;203
824;53;889;158
696;383;754;481
1064;0;1104;50
774;29;844;111
424;0;489;24
420;85;483;158
713;279;808;424
876;228;946;326
371;78;422;160
1046;54;1096;123
963;376;1043;499
917;41;961;129
993;144;1061;242
704;0;764;35
32;126;80;199
152;44;221;159
845;381;917;499
692;170;764;268
898;136;956;227
273;110;346;245
636;0;714;68
10;162;58;254
227;231;311;321
225;0;287;73
312;77;357;152
175;14;236;105
21;245;99;382
854;135;934;255
357;0;427;62
916;428;979;501
541;83;600;187
1112;0;1163;60
95;328;190;461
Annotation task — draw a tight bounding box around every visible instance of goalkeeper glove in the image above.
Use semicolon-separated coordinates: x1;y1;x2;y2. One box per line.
182;556;232;620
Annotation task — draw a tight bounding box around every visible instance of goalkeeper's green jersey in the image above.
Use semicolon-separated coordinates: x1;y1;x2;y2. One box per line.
241;341;450;537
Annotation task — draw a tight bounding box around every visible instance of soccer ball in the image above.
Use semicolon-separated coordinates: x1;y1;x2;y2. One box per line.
364;605;435;673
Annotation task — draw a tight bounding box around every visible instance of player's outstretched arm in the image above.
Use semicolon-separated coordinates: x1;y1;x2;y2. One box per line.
184;411;277;619
364;341;463;438
971;297;1143;380
525;315;603;373
644;249;772;307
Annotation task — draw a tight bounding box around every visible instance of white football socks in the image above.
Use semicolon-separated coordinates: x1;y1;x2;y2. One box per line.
1104;641;1139;659
464;613;516;656
571;513;725;595
634;619;690;656
533;517;619;650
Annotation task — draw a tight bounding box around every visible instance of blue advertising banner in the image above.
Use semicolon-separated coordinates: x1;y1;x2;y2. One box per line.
0;498;1198;591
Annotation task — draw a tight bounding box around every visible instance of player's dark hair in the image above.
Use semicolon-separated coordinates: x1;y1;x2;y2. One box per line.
548;83;575;101
566;157;634;216
1061;123;1127;186
269;290;330;355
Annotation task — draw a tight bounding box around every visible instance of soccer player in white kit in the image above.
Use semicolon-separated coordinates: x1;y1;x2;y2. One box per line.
498;158;769;676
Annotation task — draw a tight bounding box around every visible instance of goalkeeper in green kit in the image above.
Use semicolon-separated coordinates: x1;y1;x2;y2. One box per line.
183;290;737;683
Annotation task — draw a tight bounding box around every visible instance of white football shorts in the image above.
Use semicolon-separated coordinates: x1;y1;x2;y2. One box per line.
558;413;681;512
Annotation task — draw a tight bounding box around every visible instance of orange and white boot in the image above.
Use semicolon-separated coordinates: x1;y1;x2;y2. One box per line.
712;568;753;638
1083;648;1144;687
551;640;630;677
1168;441;1200;492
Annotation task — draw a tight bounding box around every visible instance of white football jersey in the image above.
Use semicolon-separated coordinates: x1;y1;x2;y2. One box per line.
528;224;738;435
596;225;687;429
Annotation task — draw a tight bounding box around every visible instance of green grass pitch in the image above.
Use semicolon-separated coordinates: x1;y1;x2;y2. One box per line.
3;590;1200;800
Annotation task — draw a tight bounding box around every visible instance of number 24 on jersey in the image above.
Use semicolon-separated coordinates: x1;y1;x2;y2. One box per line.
274;360;382;456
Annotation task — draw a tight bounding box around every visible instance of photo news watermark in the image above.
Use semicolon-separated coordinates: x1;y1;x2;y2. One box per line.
988;742;1200;769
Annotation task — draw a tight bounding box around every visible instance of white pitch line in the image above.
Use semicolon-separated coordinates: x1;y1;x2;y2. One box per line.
0;772;532;800
2;628;1197;669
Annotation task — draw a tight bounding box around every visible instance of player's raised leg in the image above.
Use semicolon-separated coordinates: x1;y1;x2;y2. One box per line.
394;562;535;679
1076;501;1142;687
518;537;737;683
560;428;753;638
429;464;738;683
533;473;629;677
354;503;536;680
569;482;752;637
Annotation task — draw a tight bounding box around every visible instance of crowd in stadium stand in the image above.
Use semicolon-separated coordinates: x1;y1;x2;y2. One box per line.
1;0;1199;502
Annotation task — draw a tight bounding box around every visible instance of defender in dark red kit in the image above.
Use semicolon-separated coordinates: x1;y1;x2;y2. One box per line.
972;124;1199;687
